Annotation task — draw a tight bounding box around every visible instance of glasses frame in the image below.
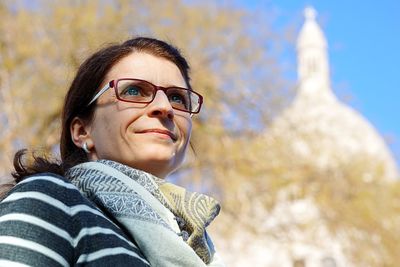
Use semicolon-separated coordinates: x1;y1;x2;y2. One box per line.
88;78;203;114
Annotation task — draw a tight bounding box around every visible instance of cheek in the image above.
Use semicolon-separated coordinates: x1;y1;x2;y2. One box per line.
97;106;140;135
90;109;124;146
90;114;115;150
116;104;143;131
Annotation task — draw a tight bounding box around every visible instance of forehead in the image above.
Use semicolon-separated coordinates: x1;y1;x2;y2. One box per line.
104;52;187;88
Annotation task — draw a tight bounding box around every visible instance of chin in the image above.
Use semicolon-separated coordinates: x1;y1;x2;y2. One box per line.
143;144;176;158
123;143;187;176
130;158;177;178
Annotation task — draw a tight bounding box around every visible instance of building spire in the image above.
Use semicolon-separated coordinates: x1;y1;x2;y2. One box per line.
304;6;317;20
296;6;334;101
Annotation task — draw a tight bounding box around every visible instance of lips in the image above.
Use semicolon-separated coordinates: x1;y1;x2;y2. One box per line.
137;129;177;141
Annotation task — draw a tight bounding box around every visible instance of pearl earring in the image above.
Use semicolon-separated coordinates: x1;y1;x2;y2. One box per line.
82;142;91;154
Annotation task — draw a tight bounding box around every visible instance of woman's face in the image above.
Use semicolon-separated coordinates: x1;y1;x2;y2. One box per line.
85;52;192;178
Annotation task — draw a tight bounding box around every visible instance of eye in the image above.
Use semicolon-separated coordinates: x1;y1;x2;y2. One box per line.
123;85;141;96
168;90;192;111
169;93;186;104
118;81;154;99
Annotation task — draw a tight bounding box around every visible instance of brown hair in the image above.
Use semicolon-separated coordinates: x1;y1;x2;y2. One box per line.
12;37;192;182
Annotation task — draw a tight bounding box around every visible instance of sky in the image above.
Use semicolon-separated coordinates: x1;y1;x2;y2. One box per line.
238;0;400;163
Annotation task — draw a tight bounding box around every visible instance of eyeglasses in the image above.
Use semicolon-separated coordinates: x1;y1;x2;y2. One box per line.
88;78;203;114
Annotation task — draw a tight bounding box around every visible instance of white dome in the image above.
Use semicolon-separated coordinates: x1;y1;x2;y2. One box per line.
269;94;398;179
267;6;398;180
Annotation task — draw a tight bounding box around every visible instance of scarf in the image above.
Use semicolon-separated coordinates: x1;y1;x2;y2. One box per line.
66;160;221;266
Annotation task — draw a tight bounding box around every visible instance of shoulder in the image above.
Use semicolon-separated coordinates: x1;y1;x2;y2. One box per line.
0;172;113;230
1;173;91;212
0;173;150;266
0;173;82;266
4;172;75;194
0;173;93;233
6;172;79;195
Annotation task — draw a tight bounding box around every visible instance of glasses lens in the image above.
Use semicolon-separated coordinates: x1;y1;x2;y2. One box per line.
116;79;201;113
166;88;199;113
117;80;154;102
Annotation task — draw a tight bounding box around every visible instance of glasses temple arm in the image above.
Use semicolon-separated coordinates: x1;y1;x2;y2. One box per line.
87;83;111;106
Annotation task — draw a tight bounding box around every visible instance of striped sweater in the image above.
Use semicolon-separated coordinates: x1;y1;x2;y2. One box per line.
0;173;150;266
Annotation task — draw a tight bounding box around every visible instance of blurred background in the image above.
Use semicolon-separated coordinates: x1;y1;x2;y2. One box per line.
0;0;399;266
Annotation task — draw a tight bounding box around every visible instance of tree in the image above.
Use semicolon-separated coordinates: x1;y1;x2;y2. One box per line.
0;0;290;176
2;1;399;266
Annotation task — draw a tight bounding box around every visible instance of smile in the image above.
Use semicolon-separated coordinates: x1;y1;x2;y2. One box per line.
137;129;177;141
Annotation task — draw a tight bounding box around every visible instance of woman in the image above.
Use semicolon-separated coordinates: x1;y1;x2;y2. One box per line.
0;37;224;266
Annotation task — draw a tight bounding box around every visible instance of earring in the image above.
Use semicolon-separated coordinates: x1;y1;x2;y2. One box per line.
82;142;91;154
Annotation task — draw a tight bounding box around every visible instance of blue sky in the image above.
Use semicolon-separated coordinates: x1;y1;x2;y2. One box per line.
238;0;400;163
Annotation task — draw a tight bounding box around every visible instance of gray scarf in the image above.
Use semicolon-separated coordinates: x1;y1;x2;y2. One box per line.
66;160;220;266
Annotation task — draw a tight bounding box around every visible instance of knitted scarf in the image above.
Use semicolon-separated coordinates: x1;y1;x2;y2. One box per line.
66;160;221;266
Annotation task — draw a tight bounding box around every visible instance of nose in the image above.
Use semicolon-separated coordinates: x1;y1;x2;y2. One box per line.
147;90;174;120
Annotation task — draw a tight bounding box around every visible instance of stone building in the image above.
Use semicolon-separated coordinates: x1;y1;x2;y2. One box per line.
267;6;398;180
215;6;398;267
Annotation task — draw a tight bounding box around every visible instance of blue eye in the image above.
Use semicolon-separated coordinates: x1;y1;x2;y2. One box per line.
169;92;190;111
118;81;153;101
125;86;140;96
170;94;184;104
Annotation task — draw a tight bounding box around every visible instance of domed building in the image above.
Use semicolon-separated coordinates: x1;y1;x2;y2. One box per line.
215;7;399;267
267;6;398;180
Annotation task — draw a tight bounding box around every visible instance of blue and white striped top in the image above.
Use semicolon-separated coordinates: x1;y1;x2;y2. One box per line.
0;173;150;266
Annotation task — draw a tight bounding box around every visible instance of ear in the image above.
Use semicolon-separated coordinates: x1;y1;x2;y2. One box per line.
70;117;93;150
